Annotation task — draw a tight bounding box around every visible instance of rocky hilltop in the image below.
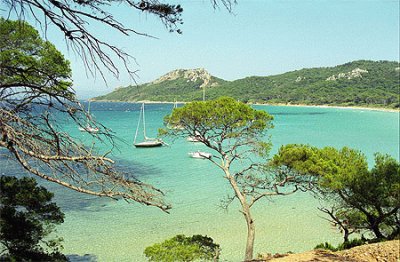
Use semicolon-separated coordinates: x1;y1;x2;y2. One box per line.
152;68;220;88
326;68;369;81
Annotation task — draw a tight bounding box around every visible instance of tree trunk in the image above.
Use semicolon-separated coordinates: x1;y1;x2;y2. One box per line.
343;228;349;243
368;216;385;239
244;210;256;261
224;170;256;261
370;223;385;239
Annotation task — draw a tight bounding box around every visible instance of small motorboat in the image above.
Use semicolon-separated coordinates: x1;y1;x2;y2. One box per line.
79;125;99;133
186;136;202;142
186;131;203;142
188;151;212;159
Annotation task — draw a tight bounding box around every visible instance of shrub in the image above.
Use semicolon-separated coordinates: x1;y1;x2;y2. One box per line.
314;242;338;251
314;238;367;252
144;234;220;261
0;176;66;261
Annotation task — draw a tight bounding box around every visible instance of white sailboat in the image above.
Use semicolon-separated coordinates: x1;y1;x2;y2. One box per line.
167;100;184;130
79;101;99;133
187;88;206;142
134;103;163;148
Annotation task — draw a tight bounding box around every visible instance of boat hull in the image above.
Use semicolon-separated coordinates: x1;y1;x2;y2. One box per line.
79;126;99;133
134;141;163;148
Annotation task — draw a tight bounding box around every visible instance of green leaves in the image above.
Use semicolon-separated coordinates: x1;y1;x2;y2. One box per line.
271;144;369;190
0;18;72;92
272;144;400;240
164;96;273;138
0;176;66;261
144;234;220;261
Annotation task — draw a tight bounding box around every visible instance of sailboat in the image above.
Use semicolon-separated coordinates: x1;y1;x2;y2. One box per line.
187;88;206;142
167;100;184;130
79;101;99;133
134;103;163;148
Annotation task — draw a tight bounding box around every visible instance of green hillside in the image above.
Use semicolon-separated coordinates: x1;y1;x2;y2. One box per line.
93;60;400;108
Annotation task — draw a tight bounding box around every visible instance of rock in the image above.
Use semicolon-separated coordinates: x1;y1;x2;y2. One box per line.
152;68;218;88
326;68;368;81
348;68;368;79
326;75;336;81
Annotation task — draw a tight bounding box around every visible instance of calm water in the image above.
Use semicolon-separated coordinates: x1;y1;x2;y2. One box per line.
2;102;399;261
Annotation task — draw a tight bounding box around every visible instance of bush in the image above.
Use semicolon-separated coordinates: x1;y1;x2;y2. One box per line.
314;242;338;251
314;238;367;252
337;238;366;250
144;234;220;261
0;176;66;261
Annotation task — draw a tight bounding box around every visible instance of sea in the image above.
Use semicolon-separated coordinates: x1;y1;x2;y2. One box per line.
1;102;399;261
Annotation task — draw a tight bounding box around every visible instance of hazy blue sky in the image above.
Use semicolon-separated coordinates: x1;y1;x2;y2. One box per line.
3;1;400;98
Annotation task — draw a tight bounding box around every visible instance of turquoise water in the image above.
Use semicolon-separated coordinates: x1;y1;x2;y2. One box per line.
3;103;399;261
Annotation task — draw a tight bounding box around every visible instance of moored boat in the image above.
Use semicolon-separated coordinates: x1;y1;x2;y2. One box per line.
188;151;212;159
134;103;164;148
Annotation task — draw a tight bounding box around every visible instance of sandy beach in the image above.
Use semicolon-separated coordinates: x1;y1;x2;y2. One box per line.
259;103;400;113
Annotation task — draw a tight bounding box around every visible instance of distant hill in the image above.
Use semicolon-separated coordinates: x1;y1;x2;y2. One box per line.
93;61;400;108
95;68;226;102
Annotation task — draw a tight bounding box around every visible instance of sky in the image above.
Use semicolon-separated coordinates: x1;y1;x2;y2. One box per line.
2;0;400;99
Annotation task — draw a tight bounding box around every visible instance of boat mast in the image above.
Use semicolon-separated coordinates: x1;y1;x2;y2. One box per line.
134;103;143;144
142;103;148;140
86;100;92;125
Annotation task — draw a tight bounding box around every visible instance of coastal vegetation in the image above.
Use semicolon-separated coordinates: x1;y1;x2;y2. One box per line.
272;145;400;245
144;235;220;261
0;176;66;261
0;18;169;210
160;98;398;260
94;60;400;109
1;2;398;261
161;97;313;261
1;0;235;80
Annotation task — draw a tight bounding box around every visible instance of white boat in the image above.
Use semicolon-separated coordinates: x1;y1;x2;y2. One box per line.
167;100;184;130
188;151;212;159
134;103;164;148
78;125;99;133
79;101;99;133
186;135;202;142
134;138;163;148
187;131;203;142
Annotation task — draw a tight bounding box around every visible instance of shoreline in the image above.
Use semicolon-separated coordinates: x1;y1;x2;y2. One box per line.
256;103;400;113
91;99;399;113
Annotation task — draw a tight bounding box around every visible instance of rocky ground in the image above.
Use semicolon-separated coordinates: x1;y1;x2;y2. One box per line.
259;240;399;262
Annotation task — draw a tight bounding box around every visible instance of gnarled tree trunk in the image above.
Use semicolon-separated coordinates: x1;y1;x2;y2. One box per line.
225;171;256;261
243;207;256;261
